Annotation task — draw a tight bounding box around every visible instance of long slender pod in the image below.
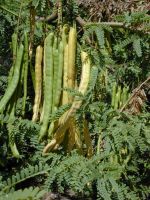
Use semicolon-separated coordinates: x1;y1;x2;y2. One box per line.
122;86;129;105
39;33;54;142
117;86;121;108
62;25;68;46
52;37;59;112
32;45;43;122
47;37;58;138
0;44;24;113
55;41;64;107
68;27;77;102
61;51;91;124
43;51;91;153
22;32;29;116
62;44;69;105
8;33;18;85
65;51;91;119
12;33;18;61
40;39;47;123
7;104;20;158
111;82;117;108
114;86;121;109
40;36;56;123
61;24;68;105
48;40;64;139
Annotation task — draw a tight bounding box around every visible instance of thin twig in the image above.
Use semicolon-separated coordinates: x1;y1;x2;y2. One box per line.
86;22;125;27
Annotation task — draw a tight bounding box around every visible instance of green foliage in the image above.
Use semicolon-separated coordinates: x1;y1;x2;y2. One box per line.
0;117;40;167
1;163;49;192
50;103;71;121
0;114;149;197
116;34;143;57
115;10;150;32
0;76;8;95
83;23;112;50
133;38;142;57
0;187;46;200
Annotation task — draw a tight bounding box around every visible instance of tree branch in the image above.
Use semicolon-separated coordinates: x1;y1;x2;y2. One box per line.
35;12;58;23
35;13;150;34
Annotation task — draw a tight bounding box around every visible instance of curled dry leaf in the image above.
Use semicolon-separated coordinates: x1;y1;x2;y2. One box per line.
128;89;147;114
121;77;150;114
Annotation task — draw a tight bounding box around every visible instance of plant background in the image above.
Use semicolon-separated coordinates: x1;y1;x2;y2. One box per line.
0;0;150;199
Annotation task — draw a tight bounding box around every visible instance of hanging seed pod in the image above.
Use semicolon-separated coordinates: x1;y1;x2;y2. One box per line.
68;27;77;103
114;86;121;109
111;82;117;108
43;51;91;153
8;33;18;85
62;44;69;105
52;37;59;112
39;33;54;142
55;41;64;107
32;45;43;122
0;44;24;113
22;32;29;116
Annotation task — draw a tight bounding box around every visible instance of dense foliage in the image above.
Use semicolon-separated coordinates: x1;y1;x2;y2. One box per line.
0;0;150;199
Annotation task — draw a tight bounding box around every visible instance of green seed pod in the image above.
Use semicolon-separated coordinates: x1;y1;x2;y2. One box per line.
8;33;18;85
114;86;121;109
68;27;77;103
39;33;54;142
122;86;127;105
52;37;59;112
43;51;91;153
117;86;121;108
7;99;20;158
62;44;69;105
114;92;119;110
12;32;18;60
111;82;117;108
0;44;24;113
55;41;64;107
8;121;20;158
48;40;64;139
48;121;55;139
22;32;29;116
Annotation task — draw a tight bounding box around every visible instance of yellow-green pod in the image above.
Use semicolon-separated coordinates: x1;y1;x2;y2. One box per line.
52;37;59;112
68;27;77;103
111;82;117;108
62;44;69;105
32;45;43;122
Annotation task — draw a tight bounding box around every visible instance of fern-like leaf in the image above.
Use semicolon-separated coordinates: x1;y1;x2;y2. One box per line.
95;27;105;48
2;163;49;192
0;187;46;200
133;38;142;57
